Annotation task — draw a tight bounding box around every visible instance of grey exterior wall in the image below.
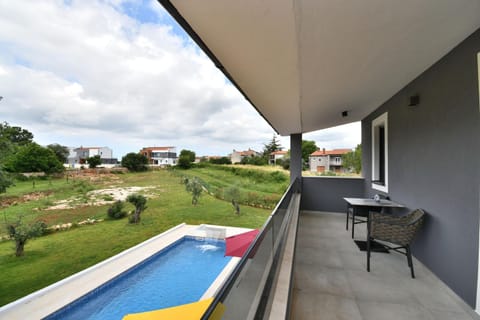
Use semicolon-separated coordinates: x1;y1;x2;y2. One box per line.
301;177;364;212
362;29;480;307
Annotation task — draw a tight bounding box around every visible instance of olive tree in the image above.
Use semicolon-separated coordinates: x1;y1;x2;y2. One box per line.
225;186;241;214
127;194;147;224
185;177;203;205
6;217;47;256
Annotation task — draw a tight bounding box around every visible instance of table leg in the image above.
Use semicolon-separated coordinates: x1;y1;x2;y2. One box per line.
351;206;355;239
346;204;350;230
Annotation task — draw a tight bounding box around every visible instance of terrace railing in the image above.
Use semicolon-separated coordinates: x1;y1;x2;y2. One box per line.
201;178;301;320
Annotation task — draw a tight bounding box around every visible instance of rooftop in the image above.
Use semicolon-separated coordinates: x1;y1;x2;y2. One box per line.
311;148;352;156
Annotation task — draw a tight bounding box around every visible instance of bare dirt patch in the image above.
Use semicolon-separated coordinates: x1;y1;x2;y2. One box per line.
67;171;123;184
44;186;160;210
0;191;53;209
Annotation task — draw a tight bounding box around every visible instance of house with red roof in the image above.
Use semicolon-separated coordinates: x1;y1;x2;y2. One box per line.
269;150;288;165
230;148;261;164
309;148;352;173
140;146;177;166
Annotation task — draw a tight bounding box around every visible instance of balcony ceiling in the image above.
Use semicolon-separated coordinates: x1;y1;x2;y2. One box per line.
160;0;480;135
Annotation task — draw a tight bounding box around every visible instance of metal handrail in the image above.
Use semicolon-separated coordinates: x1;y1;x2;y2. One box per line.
201;178;300;319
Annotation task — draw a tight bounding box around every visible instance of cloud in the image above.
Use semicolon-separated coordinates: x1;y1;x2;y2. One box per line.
0;1;359;158
304;122;361;150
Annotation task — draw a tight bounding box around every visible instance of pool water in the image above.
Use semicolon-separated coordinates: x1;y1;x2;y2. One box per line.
45;237;231;320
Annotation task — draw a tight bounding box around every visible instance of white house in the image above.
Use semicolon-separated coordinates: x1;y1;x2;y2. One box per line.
140;146;177;166
67;146;117;168
269;150;288;165
309;148;351;173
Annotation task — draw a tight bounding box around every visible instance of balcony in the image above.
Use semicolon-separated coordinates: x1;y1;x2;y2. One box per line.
291;211;476;320
201;177;479;320
156;2;480;317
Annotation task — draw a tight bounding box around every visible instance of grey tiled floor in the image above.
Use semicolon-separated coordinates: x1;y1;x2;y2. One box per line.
290;211;479;320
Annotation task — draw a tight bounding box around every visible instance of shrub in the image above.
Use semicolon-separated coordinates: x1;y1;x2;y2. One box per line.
177;154;193;169
73;180;94;193
107;200;127;219
87;155;101;168
121;153;148;172
5;142;64;174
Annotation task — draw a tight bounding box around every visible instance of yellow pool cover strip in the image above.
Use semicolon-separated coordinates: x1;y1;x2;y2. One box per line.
122;297;224;320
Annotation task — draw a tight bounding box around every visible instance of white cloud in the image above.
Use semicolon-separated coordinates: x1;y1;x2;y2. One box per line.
0;1;359;158
304;122;361;150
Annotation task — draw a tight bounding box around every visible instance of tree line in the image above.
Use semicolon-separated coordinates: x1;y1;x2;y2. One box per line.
0;122;64;192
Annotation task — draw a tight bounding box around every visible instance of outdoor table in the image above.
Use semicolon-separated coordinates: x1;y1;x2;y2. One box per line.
344;197;404;251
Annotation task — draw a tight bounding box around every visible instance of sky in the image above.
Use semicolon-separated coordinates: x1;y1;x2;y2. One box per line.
0;0;360;159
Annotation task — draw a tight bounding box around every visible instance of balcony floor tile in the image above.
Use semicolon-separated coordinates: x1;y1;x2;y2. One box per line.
291;211;479;320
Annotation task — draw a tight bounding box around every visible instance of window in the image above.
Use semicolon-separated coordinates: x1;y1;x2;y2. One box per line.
372;112;388;192
477;52;480;111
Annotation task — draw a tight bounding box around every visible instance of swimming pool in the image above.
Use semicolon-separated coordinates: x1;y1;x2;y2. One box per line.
45;237;232;320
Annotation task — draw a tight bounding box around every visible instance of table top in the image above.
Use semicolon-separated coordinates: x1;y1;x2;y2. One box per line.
343;197;404;208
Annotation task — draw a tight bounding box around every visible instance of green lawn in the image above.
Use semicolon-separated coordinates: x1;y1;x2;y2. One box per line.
175;164;289;208
0;167;282;306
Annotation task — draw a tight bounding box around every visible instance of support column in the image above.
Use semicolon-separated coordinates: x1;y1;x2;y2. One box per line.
290;133;302;184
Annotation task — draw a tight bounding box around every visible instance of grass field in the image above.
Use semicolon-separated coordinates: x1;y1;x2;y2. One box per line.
0;166;286;306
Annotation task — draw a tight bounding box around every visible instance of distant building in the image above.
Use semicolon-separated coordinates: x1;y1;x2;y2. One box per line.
269;150;288;165
309;148;352;173
140;146;177;166
67;146;117;168
230;148;261;164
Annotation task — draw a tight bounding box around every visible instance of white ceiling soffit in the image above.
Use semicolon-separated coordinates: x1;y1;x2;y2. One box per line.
164;0;480;136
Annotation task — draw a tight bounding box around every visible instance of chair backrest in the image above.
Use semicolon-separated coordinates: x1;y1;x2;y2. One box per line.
407;209;425;225
372;209;425;246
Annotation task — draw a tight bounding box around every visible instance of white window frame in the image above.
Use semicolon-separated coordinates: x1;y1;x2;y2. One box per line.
475;52;480;315
371;112;388;193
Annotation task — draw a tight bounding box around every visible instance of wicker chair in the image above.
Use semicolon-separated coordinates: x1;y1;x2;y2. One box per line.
367;209;425;278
